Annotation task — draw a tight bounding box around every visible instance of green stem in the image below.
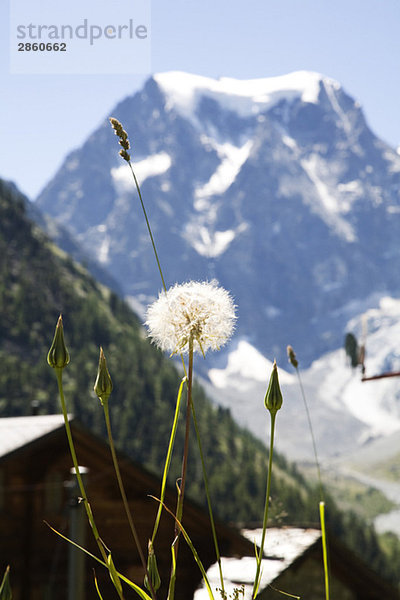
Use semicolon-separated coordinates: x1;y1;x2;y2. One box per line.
176;338;194;524
168;338;194;600
102;401;156;600
319;501;330;600
295;367;329;599
295;367;324;500
252;411;277;599
55;369;124;600
151;377;186;544
190;398;224;594
128;162;167;293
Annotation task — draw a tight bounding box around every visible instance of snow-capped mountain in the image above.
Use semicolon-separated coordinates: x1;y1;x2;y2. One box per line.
206;296;400;461
35;70;400;366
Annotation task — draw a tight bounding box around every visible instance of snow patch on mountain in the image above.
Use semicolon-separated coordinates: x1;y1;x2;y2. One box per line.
301;154;356;241
183;222;248;258
209;340;294;391
98;231;111;264
307;347;400;435
154;70;334;125
195;139;253;204
206;297;400;460
180;137;253;257
111;152;171;191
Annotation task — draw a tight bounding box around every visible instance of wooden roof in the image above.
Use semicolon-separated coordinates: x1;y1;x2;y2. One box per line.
0;415;253;600
195;527;400;600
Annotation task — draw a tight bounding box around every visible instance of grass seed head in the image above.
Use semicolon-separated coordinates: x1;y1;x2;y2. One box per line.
287;345;298;368
109;117;131;161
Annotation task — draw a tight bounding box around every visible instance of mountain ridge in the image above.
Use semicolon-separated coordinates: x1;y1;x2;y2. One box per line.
35;70;400;367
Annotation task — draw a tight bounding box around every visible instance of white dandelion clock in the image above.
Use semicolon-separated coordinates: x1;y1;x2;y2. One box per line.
145;280;236;355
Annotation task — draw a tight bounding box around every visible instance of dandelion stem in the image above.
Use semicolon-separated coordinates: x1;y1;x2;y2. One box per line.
102;401;156;600
55;369;124;600
168;336;194;600
252;411;276;599
177;336;194;521
152;377;186;545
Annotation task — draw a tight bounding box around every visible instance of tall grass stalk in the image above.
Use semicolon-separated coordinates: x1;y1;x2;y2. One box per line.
319;501;330;600
110;118;234;598
127;162;167;293
109;118;167;295
109;117;194;596
287;346;329;600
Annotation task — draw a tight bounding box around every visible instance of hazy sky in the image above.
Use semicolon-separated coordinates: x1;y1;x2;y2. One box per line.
1;0;400;199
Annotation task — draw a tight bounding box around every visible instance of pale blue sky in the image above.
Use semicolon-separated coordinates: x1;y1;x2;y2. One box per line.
1;0;400;198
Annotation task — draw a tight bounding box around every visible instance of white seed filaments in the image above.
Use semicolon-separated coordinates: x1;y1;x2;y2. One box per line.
145;281;236;355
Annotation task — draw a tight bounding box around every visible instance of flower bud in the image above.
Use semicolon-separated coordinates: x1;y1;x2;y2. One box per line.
144;540;161;592
264;360;283;415
287;345;298;369
94;347;113;405
47;315;70;369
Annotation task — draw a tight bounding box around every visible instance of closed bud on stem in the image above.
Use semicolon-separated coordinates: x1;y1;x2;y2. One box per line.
144;540;161;592
94;347;113;405
47;315;70;369
287;345;298;369
264;360;283;415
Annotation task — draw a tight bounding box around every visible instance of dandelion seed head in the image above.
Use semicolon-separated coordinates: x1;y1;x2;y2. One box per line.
145;280;236;355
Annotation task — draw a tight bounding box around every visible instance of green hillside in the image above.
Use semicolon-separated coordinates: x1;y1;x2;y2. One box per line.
0;178;399;586
0;178;305;521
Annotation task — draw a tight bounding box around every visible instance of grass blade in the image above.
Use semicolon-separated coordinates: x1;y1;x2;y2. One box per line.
150;496;215;600
45;522;152;600
0;566;12;600
152;376;186;543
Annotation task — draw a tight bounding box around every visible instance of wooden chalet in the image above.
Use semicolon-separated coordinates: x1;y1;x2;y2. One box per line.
1;415;399;600
0;415;252;600
195;527;400;599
